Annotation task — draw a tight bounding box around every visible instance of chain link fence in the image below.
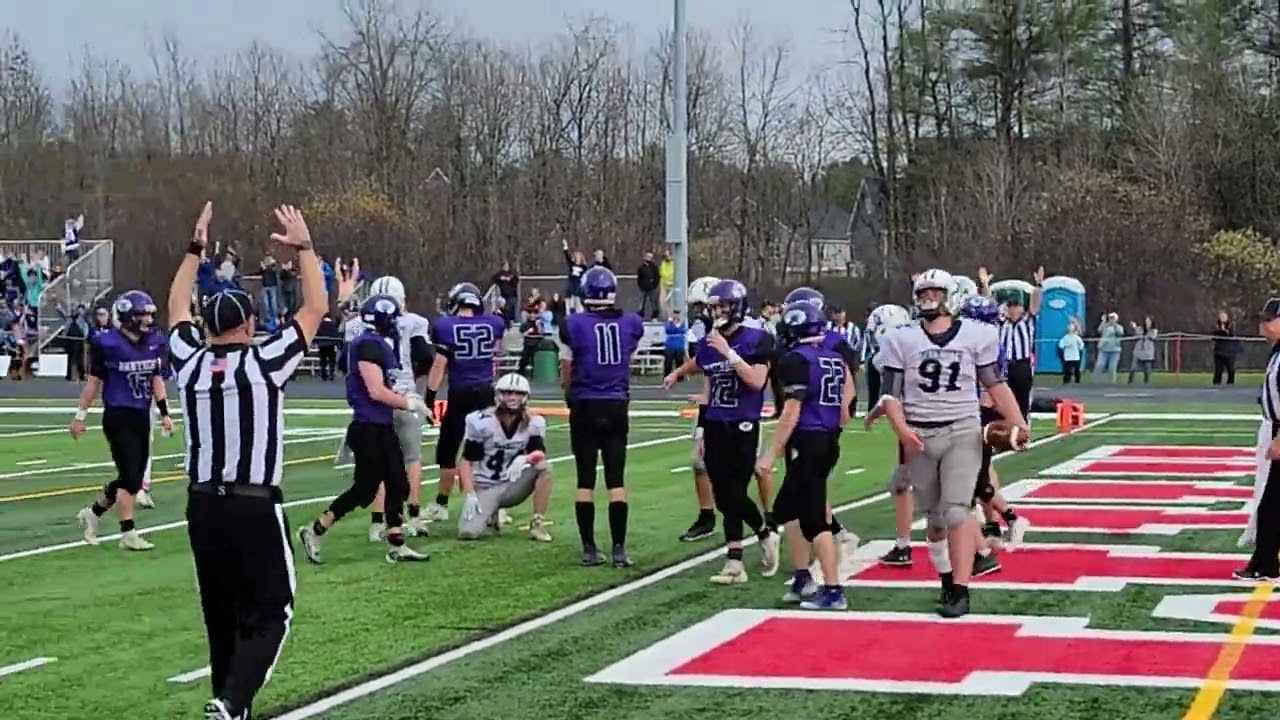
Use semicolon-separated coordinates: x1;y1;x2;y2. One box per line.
1044;332;1268;376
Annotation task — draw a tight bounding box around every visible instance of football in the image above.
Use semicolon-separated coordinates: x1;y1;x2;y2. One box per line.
983;420;1029;452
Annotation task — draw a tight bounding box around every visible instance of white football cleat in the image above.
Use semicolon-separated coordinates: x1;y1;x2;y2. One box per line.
497;508;514;527
424;503;449;523
528;514;552;543
119;530;154;551
76;507;100;545
759;532;781;577
368;523;386;542
1004;516;1032;551
135;489;155;509
385;545;429;563
709;559;748;585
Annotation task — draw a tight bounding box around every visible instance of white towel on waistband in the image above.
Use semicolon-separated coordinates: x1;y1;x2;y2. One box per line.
1240;419;1270;547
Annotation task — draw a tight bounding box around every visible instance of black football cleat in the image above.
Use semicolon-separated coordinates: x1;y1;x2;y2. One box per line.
938;588;971;618
581;545;606;567
1233;567;1279;582
679;518;716;542
612;544;634;568
973;552;1001;578
879;545;913;567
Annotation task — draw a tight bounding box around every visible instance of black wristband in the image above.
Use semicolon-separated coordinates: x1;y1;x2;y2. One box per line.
187;242;204;257
157;399;171;417
423;388;437;407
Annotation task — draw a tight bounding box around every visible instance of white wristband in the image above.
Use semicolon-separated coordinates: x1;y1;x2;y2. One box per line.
74;409;87;421
726;350;743;366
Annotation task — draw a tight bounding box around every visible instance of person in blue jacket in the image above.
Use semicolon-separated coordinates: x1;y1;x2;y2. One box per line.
663;309;688;378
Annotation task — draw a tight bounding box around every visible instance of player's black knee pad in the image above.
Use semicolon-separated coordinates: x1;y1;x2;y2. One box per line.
974;476;996;504
798;505;827;542
103;481;119;503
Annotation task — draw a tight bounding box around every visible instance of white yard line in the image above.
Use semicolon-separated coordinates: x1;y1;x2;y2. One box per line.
15;459;47;466
271;413;1118;720
167;667;212;684
845;467;866;475
0;657;56;678
0;431;687;565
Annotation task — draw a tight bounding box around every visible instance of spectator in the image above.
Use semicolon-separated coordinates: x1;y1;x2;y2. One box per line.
320;255;336;301
315;311;341;381
592;248;611;269
637;252;661;320
1058;318;1085;384
548;291;567;327
663;309;687;377
492;261;520;323
24;266;43;308
215;246;239;288
62;303;91;381
63;213;84;263
516;298;553;376
260;250;281;323
280;259;299;314
1213;310;1240;385
659;249;674;315
560;238;587;313
1128;316;1157;384
31;249;51;279
1093;311;1124;382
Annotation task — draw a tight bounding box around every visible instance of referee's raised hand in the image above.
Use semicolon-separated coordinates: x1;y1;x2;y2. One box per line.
270;205;312;249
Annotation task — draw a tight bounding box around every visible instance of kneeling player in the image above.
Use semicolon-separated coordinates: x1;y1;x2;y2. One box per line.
769;302;854;610
456;373;553;541
298;295;429;564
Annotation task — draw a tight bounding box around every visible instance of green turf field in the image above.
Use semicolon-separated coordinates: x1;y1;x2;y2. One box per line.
0;400;1274;720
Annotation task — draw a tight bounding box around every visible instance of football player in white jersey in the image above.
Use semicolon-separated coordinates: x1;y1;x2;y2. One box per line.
457;373;553;541
673;276;720;542
872;269;1025;618
336;275;437;540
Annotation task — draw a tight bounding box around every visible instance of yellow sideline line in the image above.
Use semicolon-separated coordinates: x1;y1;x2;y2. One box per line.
1181;582;1273;719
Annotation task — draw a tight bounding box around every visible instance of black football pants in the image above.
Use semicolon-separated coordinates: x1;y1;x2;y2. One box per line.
773;429;841;541
569;399;630;490
702;420;765;544
187;486;295;719
1006;359;1033;421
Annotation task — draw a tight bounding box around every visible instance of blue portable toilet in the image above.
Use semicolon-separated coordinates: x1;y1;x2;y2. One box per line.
1035;276;1087;374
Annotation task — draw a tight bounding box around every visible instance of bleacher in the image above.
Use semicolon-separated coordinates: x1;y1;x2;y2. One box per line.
275;323;672;378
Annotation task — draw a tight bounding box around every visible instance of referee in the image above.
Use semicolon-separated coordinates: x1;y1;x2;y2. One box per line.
166;202;331;720
1240;297;1280;582
990;267;1043;421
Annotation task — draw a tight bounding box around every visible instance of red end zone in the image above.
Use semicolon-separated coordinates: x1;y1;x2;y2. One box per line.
1007;505;1248;534
1154;592;1280;630
844;542;1251;591
1040;445;1255;477
1002;479;1253;505
585;609;1280;695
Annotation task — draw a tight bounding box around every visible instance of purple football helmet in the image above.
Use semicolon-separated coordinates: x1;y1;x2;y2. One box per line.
780;301;826;345
581;267;618;306
784;286;825;312
448;282;483;313
960;295;1001;325
707;279;749;328
113;290;157;332
361;294;402;336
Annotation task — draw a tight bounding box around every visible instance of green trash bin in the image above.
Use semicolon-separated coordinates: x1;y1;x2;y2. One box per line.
533;346;559;384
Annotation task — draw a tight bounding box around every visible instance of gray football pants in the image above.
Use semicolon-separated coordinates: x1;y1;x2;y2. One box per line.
906;415;983;533
457;460;544;540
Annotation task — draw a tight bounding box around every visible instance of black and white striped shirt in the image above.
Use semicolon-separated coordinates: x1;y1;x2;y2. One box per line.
168;320;309;487
1263;347;1280;423
1000;316;1036;362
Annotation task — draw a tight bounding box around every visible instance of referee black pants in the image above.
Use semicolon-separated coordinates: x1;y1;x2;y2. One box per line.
1250;423;1280;576
1006;359;1034;421
865;362;881;414
187;485;295;718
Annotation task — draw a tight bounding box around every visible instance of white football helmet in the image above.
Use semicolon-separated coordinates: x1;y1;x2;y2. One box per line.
949;274;978;313
368;276;406;307
869;304;912;337
688;276;720;306
494;372;531;410
912;268;955;318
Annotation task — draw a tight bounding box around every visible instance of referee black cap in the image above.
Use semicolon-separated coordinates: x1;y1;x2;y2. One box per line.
201;288;257;335
1262;297;1280;321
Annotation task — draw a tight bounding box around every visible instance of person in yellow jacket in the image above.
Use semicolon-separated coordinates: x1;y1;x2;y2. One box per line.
658;249;675;315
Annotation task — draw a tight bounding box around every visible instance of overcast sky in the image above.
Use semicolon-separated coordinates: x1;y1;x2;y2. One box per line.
8;0;859;92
